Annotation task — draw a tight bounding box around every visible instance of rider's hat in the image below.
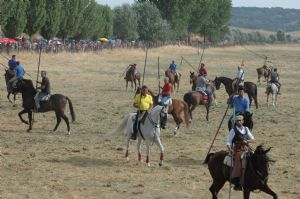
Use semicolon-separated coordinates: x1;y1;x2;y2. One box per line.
235;115;244;121
164;76;169;81
142;85;148;89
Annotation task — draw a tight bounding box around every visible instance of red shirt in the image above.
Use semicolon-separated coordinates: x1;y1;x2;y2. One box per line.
198;67;208;76
161;83;172;96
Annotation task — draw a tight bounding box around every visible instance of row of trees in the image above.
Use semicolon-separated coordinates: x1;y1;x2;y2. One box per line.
0;0;232;42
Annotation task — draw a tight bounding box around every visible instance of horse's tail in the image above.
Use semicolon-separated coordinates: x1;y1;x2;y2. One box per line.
66;97;76;122
204;153;215;164
110;114;131;135
182;101;190;128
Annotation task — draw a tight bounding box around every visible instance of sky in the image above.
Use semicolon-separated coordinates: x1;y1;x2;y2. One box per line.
96;0;300;9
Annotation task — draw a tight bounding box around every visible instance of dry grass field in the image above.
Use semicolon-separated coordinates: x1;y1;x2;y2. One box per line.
0;44;300;199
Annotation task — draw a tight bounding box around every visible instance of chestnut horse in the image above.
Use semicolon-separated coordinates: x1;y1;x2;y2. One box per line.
136;87;189;136
165;69;181;92
183;91;210;121
205;145;277;199
189;71;217;105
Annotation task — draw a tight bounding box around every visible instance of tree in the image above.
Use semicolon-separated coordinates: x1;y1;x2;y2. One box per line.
2;0;28;38
134;1;169;41
101;5;113;38
113;4;138;41
0;1;18;28
40;0;62;40
26;0;47;36
276;30;285;42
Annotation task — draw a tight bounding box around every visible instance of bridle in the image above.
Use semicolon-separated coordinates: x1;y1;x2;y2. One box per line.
147;107;167;128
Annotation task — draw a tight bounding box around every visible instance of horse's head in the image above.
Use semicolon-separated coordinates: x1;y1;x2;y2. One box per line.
189;71;196;84
154;105;168;129
251;145;273;183
214;77;221;89
12;79;35;94
243;111;253;130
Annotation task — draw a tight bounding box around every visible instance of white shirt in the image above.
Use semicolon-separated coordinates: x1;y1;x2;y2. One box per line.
236;68;244;81
226;126;254;146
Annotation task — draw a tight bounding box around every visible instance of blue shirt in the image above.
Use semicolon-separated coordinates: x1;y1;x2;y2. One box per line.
15;65;24;79
8;59;17;70
169;63;176;71
230;95;250;113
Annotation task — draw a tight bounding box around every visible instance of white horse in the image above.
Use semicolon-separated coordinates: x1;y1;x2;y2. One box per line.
113;105;168;166
266;83;278;108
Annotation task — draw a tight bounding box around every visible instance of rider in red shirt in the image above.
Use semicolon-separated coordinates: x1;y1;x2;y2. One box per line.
159;77;172;107
198;63;208;77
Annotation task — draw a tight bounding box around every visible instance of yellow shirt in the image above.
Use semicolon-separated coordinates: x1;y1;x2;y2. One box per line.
134;94;153;111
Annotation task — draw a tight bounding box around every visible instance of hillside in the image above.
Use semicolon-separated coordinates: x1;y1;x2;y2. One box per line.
231;7;300;32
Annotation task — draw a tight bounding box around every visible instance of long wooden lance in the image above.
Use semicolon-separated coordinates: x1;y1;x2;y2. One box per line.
180;56;198;72
157;56;160;95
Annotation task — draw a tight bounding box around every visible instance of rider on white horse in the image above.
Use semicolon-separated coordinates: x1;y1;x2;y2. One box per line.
132;85;153;140
269;68;281;94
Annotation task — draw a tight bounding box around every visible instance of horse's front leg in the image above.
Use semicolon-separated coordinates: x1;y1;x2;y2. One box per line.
18;109;29;125
206;105;209;121
155;136;164;166
259;184;277;199
125;137;130;161
125;81;128;91
145;140;151;166
267;93;269;108
27;111;33;132
243;188;251;199
136;137;142;162
172;113;181;136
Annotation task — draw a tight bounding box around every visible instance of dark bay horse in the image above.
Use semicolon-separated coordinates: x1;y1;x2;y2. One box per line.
12;79;75;134
183;91;210;121
137;88;190;135
205;145;277;199
165;69;181;92
4;70;17;104
189;71;217;105
214;76;258;109
124;67;140;91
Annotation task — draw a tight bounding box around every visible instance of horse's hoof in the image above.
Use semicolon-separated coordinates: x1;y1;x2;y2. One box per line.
126;157;129;161
26;129;31;133
159;162;163;167
147;163;151;167
67;131;71;136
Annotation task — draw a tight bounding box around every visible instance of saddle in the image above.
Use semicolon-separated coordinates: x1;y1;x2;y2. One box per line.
41;94;51;101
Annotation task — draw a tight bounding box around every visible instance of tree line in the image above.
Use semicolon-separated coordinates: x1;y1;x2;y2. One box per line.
0;0;232;42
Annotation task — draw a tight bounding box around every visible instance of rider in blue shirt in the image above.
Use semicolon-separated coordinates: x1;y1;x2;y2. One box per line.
169;60;177;73
8;55;17;71
9;61;25;88
227;86;250;130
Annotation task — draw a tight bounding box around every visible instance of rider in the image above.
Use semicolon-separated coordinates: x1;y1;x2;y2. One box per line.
34;70;51;111
168;60;178;78
195;73;212;104
8;55;17;74
227;86;250;130
198;63;207;77
232;65;244;93
159;76;172;107
269;68;281;94
9;61;25;88
226;114;255;191
132;85;153;140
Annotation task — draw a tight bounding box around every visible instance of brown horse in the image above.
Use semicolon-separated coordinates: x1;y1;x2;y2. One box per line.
256;66;271;84
137;87;189;135
12;79;76;134
205;145;277;199
183;91;210;121
165;69;181;92
124;67;140;91
214;76;258;109
189;71;217;105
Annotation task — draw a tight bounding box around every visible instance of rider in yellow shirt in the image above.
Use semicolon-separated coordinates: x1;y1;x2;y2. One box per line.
132;85;153;139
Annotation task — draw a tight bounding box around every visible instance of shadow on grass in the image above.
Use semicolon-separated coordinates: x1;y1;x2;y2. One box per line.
167;155;204;167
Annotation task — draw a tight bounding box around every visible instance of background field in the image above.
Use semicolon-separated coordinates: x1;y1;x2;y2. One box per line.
0;44;300;199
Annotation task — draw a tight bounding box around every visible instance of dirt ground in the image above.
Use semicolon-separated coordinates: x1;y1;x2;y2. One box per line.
0;44;300;199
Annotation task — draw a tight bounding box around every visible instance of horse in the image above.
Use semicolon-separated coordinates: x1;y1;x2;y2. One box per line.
214;76;258;109
189;71;217;105
266;83;278;108
12;79;76;134
205;145;277;199
228;111;254;131
124;67;140;91
183;91;210;121
112;105;168;166
256;66;271;84
165;69;181;92
136;87;189;136
4;70;18;105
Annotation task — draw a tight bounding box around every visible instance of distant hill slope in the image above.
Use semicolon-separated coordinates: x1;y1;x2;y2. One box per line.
230;7;300;32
